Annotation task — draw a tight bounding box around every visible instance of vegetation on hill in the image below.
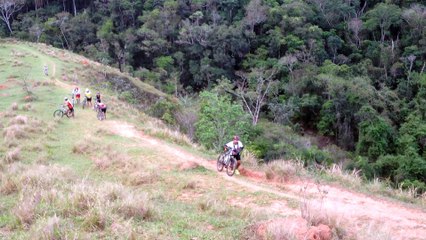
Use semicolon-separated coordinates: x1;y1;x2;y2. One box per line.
1;0;426;192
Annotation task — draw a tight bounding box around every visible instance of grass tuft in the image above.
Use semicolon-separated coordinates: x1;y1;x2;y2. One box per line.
13;192;41;228
125;171;160;186
0;175;19;195
264;160;303;183
116;193;154;220
4;148;21;163
3;125;27;142
11;102;18;111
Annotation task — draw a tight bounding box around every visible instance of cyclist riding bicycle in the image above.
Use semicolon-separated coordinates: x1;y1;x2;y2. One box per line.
224;135;244;175
98;101;107;119
85;88;92;108
64;97;74;116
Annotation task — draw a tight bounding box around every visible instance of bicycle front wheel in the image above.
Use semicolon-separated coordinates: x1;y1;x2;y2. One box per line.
53;109;63;118
217;153;225;172
226;158;237;176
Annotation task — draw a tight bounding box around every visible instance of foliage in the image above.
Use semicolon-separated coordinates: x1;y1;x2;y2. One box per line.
195;91;250;150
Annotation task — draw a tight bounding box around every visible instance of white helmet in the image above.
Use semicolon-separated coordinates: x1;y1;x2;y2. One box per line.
64;97;68;101
86;88;89;92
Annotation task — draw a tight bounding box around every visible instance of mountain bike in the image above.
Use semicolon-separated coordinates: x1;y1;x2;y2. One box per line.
81;97;87;109
53;105;73;118
217;146;237;176
97;108;105;121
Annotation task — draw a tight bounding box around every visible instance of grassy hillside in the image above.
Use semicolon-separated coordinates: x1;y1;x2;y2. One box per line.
1;41;426;240
0;41;256;239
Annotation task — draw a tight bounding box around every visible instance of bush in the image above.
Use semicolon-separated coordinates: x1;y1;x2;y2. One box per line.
399;179;426;195
147;98;178;125
302;146;333;167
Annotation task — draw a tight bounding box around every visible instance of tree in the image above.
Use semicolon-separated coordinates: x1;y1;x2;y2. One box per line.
195;91;250;150
235;67;278;125
348;17;363;48
244;0;268;33
0;0;24;34
364;3;401;43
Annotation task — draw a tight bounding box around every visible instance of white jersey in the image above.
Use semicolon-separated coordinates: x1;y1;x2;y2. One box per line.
226;140;244;152
72;88;80;95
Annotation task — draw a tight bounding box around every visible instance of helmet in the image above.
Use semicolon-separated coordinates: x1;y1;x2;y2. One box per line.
64;97;68;101
86;88;89;92
233;135;239;141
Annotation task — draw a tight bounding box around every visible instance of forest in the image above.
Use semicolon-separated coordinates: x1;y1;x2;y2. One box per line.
1;0;425;193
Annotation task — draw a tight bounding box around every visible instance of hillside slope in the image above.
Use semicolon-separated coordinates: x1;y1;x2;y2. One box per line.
0;41;425;240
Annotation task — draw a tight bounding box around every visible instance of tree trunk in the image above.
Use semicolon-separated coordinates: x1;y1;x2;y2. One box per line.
72;0;77;16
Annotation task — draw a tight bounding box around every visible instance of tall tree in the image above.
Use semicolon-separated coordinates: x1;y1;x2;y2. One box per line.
364;3;401;43
0;0;24;34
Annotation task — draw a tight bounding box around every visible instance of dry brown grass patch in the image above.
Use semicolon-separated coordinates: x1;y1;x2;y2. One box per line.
82;208;107;231
4;148;21;163
3;125;26;142
265;160;302;183
116;193;153;220
0;176;19;195
22;103;32;111
31;215;67;240
11;102;18;111
13;192;41;228
9;115;28;125
125;171;160;186
72;138;98;155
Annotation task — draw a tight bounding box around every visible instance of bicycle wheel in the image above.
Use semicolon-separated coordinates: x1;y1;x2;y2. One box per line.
97;110;104;121
226;157;237;176
217;153;225;172
53;109;63;118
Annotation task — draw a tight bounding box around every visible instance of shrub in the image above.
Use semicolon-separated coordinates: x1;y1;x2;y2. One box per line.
147;98;178;125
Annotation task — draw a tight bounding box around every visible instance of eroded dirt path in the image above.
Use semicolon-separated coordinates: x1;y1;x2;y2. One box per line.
108;120;426;240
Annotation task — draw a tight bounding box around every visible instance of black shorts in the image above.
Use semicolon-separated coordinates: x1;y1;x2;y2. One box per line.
233;153;241;161
101;107;107;113
87;97;92;102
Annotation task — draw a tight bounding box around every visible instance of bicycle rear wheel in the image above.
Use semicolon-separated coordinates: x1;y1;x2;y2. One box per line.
226;157;237;176
217;153;225;172
53;109;63;118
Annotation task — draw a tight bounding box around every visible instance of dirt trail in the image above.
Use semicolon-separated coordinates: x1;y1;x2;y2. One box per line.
108;120;426;240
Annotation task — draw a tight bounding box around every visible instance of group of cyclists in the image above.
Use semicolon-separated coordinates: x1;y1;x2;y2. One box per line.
63;86;107;119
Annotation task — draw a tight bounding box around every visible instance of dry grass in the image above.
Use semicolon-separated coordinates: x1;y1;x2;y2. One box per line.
9;115;28;125
82;207;107;231
116;192;154;220
124;171;160;186
11;102;18;111
264;160;303;183
198;195;229;216
72;138;98;155
3;125;26;142
13;192;41;228
0;175;19;195
323;164;363;187
356;222;392;240
142;118;195;147
20;165;73;189
22;103;32;111
4;148;21;163
31;215;67;240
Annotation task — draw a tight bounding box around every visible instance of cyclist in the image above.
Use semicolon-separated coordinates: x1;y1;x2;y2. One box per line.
225;135;244;175
64;97;74;117
72;87;81;104
96;92;101;103
43;64;48;76
84;88;92;108
98;101;107;119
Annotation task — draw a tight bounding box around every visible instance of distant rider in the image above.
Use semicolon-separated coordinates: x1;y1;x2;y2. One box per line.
225;135;244;175
72;87;81;104
96;92;101;103
84;88;92;108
